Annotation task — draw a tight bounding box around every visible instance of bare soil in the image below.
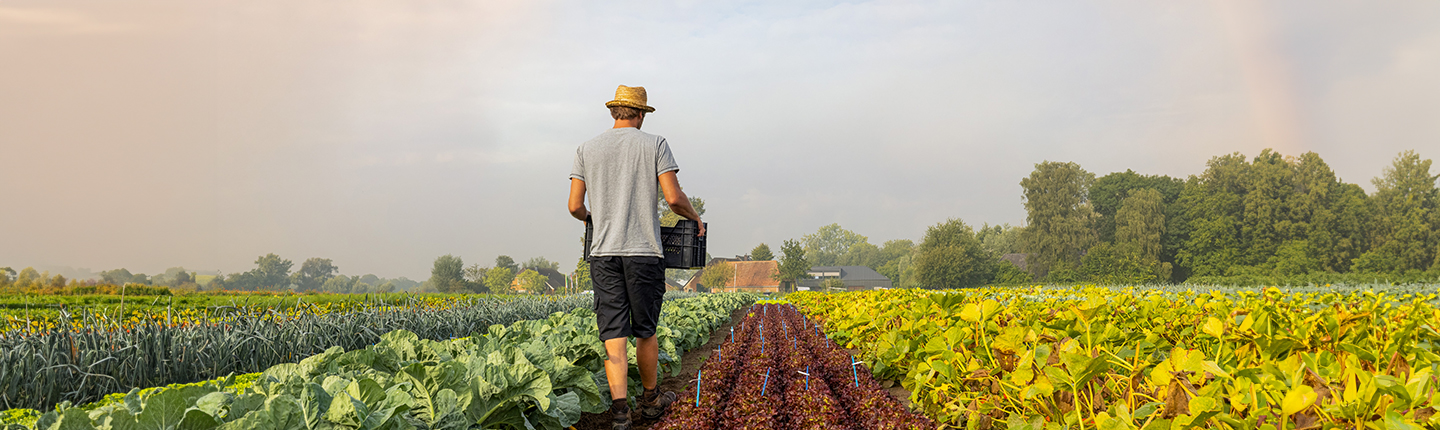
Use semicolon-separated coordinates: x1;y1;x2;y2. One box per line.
572;308;918;429
572;306;749;430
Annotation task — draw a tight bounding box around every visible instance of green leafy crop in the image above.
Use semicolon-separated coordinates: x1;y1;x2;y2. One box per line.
792;286;1440;429
4;293;755;430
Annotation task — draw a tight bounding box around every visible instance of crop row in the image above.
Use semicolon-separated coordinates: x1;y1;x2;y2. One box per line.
0;294;597;411
790;286;1440;429
0;294;590;335
653;302;933;430
4;293;756;429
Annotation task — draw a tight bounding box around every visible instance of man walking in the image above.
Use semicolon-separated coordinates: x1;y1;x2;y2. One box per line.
568;85;704;429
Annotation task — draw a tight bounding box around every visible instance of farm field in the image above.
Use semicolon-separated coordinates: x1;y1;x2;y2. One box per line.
0;291;549;333
0;293;755;429
0;292;695;412
790;285;1440;429
652;302;934;430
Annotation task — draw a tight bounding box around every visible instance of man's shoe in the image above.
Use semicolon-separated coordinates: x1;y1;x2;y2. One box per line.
638;390;677;420
611;399;632;430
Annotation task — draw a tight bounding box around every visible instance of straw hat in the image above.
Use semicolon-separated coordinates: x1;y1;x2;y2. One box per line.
605;85;656;113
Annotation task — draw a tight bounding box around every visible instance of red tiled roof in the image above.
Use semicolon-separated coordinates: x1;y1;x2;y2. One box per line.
728;261;780;288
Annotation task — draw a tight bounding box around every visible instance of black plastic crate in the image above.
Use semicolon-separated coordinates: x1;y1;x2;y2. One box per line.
661;220;707;269
584;216;593;261
583;218;706;269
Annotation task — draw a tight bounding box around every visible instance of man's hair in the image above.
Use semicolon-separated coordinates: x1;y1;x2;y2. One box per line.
609;106;645;120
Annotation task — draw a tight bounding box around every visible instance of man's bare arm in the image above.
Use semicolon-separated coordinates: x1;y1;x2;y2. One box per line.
658;171;705;237
568;178;589;221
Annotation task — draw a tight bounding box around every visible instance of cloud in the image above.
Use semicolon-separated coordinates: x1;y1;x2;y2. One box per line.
2;0;1438;278
0;6;134;34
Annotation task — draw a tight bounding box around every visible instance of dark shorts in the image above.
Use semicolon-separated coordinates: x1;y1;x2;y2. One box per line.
590;255;665;341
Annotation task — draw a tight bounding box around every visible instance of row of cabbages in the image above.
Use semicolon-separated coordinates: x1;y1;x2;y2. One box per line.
9;293;755;430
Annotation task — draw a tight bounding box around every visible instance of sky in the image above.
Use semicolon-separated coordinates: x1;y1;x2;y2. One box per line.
2;1;1438;280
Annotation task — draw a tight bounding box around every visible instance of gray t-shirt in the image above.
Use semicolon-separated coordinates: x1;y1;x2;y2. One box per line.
570;127;680;257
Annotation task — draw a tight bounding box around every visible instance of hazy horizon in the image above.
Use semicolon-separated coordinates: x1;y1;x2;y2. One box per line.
3;1;1438;280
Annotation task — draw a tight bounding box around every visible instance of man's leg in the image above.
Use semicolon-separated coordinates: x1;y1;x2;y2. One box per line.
602;337;630;399
623;256;674;420
635;335;658;391
589;257;634;429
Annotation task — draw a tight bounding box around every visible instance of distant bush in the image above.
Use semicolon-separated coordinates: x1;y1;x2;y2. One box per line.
1184;268;1440;286
3;283;172;296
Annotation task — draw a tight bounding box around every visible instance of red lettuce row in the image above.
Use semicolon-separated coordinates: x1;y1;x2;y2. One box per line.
654;304;933;430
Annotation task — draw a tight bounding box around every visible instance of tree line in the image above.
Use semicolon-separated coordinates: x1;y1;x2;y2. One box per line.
0;257;428;295
737;220;1030;291
424;254;578;295
192;254;420;293
742;149;1438;288
1024;149;1438;285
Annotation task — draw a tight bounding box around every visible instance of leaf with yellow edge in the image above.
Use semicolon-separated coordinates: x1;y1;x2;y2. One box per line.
1281;385;1316;415
1202;317;1225;338
959;303;981;323
1201;361;1231;380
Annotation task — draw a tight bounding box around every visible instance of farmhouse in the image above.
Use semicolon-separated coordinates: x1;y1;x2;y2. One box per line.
703;260;782;293
798;265;893;291
664;278;686;291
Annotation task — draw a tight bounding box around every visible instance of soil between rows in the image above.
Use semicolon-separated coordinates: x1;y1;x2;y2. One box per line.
572;306;916;430
572;306;748;430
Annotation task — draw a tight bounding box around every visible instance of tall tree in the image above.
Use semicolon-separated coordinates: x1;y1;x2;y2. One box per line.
976;223;1024;256
801;224;868;267
1290;152;1371;271
876;240;917;287
837;242;882;269
463;264;488;292
484;267;516;294
14;268;38;288
1091;170;1185;243
913;219;995;288
430;254;467;293
1115;188;1165;262
322;275;359;294
659;195;706;227
252;254;293;289
1240;150;1295;264
1020;161;1098;279
573;258;592;292
292;258;338;292
1176;150;1372;278
522;257;559;271
750;243;774;261
100;268;136;285
773;239;810;291
1353;150;1438;273
698;261;735;291
879;240;916;262
153;267;192;287
1175;153;1250;277
494;255;518;273
1114;188;1171;281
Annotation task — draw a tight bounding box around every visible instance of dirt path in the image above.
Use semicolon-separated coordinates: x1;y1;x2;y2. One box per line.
573;307;919;429
573;306;750;430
